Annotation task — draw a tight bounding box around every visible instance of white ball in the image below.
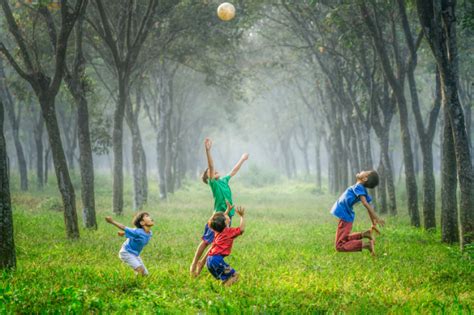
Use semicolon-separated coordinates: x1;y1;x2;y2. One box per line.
217;2;236;21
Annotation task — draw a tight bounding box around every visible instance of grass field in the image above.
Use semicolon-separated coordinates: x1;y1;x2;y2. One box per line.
1;174;473;313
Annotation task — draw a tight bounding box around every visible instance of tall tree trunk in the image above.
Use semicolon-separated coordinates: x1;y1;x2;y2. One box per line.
392;84;419;226
112;76;129;214
442;73;474;246
0;59;28;191
382;139;397;215
417;0;473;247
361;1;420;226
34;114;44;189
377;157;388;214
77;96;96;228
165;122;174;193
63;6;96;229
0;99;15;269
40;96;79;239
157;70;170;199
441;106;458;243
315;137;322;190
8;106;28;191
44;145;50;186
127;117;147;210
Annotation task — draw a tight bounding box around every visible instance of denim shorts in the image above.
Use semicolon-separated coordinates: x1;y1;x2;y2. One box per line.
206;255;235;281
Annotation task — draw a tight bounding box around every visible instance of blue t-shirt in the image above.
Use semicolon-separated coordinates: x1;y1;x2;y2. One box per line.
121;227;152;256
330;183;373;222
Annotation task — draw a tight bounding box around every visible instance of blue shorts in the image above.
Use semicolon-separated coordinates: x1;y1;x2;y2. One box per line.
201;216;232;244
206;255;236;281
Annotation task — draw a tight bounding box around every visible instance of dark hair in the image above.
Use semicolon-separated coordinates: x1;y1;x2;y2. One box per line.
208;212;226;233
132;211;150;229
201;168;209;184
364;170;379;189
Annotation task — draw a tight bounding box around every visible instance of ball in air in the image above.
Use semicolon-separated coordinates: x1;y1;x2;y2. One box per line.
217;2;236;21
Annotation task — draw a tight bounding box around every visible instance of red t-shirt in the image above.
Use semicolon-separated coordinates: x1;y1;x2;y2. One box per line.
208;227;242;257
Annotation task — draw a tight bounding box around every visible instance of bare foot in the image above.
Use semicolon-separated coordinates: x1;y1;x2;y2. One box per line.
369;239;376;256
223;273;239;287
362;229;374;241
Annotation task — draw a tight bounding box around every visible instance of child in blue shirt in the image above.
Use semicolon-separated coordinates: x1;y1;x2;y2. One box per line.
331;170;385;255
105;212;154;275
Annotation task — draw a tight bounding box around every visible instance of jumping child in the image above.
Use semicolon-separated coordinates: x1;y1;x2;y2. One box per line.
206;202;245;286
105;212;154;275
330;170;385;256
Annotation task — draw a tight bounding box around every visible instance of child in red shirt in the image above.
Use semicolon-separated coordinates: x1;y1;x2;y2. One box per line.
205;202;245;286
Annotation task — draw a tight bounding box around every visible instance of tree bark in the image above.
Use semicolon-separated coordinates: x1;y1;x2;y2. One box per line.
0;59;28;191
416;0;473;246
377;156;388;215
112;77;128;214
34;113;44;189
40;96;79;239
157;69;171;199
63;4;96;229
0;98;15;269
125;95;148;210
77;96;96;228
441;105;459;243
360;1;420;226
315;136;322;190
399;0;440;229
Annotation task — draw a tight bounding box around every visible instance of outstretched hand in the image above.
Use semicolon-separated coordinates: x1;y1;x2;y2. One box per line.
241;153;249;161
105;216;113;224
204;138;212;150
236;206;245;217
371;225;381;235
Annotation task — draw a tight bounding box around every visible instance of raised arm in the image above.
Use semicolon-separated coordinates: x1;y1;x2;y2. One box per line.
105;216;126;231
360;196;385;228
204;138;215;179
235;206;246;233
230;153;249;177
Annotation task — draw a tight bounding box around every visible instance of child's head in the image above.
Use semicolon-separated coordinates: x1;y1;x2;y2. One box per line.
356;170;379;188
132;212;154;229
201;168;220;184
208;212;228;233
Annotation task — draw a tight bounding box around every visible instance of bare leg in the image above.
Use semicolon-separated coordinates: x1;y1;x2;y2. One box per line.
190;241;209;276
195;249;210;276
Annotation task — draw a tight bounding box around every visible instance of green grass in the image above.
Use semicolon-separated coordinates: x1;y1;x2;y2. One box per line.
1;174;473;314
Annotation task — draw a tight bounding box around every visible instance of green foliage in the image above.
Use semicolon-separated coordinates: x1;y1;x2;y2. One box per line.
1;176;473;313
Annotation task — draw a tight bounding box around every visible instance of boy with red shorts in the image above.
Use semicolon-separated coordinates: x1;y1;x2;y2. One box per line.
331;170;385;255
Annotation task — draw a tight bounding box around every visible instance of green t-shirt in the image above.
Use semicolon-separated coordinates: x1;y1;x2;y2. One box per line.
209;174;234;216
